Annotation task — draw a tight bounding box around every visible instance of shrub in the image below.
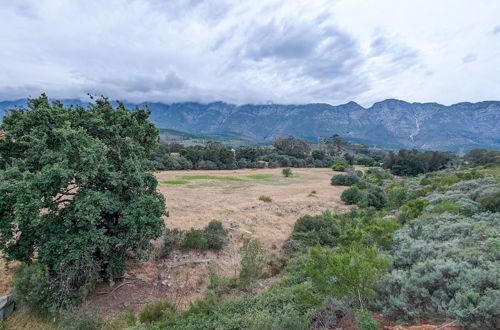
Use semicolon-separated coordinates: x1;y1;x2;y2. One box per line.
387;185;408;209
259;195;272;202
399;199;429;222
331;174;359;186
360;186;387;210
204;220;228;250
355;309;379;330
239;239;266;289
310;297;350;329
182;229;208;250
341;187;365;205
478;190;500;212
291;213;340;247
306;245;391;307
282;167;292;177
58;309;104;330
139;298;175;324
431;200;461;214
13;261;97;314
159;228;184;258
281;239;301;256
332;161;351;172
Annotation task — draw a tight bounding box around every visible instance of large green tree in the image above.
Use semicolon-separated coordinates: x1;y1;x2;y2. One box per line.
0;95;166;307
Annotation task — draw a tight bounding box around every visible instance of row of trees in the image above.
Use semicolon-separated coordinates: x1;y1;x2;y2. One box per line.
151;136;384;171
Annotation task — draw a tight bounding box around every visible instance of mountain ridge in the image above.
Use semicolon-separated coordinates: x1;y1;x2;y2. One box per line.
1;98;499;151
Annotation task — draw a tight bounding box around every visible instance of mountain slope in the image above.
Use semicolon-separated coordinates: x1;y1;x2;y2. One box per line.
1;99;499;151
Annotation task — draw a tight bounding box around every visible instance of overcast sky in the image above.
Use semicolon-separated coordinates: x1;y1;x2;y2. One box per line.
1;0;499;106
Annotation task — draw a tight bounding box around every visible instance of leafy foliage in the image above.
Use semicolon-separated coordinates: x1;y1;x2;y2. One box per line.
306;245;391;308
239;239;266;290
204;220;228;250
182;229;209;250
282;167;292;177
478;190;500;212
331;174;360;186
332;161;351;172
341;186;365;205
383;149;455;176
0;95;166;312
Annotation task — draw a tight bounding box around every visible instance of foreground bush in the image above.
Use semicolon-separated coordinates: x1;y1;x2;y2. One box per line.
306;245;391;308
378;212;500;328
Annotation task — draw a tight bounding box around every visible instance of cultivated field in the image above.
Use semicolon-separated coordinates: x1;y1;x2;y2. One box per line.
1;167;348;318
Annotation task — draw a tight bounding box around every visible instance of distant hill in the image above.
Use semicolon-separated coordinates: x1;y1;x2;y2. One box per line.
1;99;499;151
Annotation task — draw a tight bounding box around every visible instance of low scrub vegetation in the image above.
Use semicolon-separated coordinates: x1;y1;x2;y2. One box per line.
258;195;272;202
163;221;229;252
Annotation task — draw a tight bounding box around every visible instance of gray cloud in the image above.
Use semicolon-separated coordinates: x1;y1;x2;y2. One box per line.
0;0;499;106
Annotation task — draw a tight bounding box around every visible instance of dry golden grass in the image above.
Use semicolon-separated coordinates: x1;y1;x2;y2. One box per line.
156;167;348;250
1;167;348;320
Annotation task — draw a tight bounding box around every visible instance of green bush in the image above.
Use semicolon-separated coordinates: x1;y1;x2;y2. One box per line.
331;174;359;186
432;200;461;214
360;186;387;210
478;190;500;212
341;186;365;205
204;220;228;250
239;239;266;290
291;213;340;247
13;261;97;314
387;185;408;209
159;228;184;258
399;199;429;222
58;309;105;330
355;309;379;330
282;167;292;177
182;229;208;250
332;162;351;172
306;245;391;307
139;298;175;324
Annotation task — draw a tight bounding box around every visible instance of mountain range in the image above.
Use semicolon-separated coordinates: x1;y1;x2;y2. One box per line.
1;99;499;151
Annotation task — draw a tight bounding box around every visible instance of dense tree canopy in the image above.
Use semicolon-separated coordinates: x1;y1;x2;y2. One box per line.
0;95;166;308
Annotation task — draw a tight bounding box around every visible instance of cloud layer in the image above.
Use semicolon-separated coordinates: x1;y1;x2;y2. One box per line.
1;0;499;106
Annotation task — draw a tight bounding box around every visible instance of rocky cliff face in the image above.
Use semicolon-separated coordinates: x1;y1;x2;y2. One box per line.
1;99;499;151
